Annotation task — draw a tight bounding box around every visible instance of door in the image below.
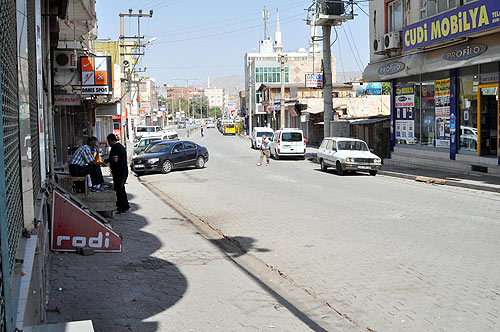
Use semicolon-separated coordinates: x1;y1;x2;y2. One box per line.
183;141;198;164
477;84;499;157
171;143;186;166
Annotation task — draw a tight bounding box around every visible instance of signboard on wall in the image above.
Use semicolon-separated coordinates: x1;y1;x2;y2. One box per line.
395;84;415;142
403;0;500;51
435;78;451;148
80;56;113;95
306;74;323;88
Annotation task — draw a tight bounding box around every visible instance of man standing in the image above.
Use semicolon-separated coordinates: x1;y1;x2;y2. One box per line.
201;125;204;137
105;134;130;214
257;134;270;166
69;137;106;190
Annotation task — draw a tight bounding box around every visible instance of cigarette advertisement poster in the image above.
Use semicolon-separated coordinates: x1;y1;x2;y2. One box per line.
395;84;415;141
435;78;451;148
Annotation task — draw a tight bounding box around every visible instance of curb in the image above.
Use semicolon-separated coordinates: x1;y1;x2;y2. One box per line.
378;170;500;194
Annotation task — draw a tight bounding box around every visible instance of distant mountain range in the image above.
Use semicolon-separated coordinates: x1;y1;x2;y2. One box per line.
199;71;364;94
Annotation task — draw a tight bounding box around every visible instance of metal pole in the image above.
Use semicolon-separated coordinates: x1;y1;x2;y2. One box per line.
280;54;286;129
119;14;126;144
323;26;333;138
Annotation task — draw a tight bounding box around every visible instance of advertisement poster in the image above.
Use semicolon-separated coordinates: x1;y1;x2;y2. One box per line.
395;84;415;142
435;78;451;148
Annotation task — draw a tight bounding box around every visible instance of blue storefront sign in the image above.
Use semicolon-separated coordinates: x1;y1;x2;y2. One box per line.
403;0;500;51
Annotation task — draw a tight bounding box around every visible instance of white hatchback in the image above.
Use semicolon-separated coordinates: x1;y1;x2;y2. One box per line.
317;137;382;176
270;128;306;159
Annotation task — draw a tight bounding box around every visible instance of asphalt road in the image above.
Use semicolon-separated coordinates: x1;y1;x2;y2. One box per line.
140;128;500;332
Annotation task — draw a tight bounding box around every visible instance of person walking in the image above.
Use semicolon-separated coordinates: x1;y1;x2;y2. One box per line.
105;134;130;214
69;137;106;191
257;134;270;166
201;125;204;137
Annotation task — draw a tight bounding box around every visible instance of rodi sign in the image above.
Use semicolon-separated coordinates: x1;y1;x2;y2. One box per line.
51;190;122;252
403;0;500;51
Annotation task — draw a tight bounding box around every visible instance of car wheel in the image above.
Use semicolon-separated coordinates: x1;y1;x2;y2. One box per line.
274;149;280;160
320;159;327;172
196;156;205;169
161;160;173;174
336;161;345;176
369;170;378;176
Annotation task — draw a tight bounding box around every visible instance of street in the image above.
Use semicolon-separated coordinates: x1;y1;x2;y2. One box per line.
137;128;500;331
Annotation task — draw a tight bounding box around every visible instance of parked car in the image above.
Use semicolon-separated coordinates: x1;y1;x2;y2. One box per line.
194;119;202;125
317;137;382;176
177;121;186;129
131;140;209;175
251;127;274;149
270;128;306;159
135;126;165;141
223;122;237;135
206;119;215;128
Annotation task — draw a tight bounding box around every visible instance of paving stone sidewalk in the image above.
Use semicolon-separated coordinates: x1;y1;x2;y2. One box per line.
46;174;313;332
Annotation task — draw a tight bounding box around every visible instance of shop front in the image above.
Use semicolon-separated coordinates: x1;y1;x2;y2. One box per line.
365;28;500;173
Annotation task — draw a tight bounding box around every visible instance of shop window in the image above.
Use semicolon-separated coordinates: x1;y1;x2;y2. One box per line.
458;76;479;153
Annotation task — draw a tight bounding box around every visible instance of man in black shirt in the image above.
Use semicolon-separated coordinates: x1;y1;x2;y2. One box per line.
105;134;130;213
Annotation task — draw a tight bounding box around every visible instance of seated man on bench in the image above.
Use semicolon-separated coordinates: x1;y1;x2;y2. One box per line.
69;136;106;191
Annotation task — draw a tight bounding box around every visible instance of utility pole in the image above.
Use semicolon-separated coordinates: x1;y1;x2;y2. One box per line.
323;26;332;138
279;54;286;129
174;77;200;136
119;9;153;144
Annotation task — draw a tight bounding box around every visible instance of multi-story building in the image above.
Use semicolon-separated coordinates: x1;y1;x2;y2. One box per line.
245;11;335;130
364;0;500;174
205;88;225;109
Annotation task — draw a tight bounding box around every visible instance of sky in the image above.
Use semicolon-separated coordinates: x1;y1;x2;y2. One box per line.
95;0;370;87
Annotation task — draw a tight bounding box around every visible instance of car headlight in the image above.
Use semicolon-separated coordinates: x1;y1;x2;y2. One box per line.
147;158;159;164
345;157;355;163
374;158;382;164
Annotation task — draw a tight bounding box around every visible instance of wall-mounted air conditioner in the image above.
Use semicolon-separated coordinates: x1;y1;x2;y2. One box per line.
373;35;385;55
54;50;77;69
384;32;401;51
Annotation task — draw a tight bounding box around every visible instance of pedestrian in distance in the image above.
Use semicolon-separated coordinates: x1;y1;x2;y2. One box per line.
201;125;204;137
257;134;270;166
68;136;106;191
105;134;130;214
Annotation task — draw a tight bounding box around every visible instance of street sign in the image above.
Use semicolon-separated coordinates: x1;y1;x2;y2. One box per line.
80;56;113;95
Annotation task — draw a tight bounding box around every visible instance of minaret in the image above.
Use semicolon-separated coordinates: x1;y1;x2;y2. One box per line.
207;76;211;89
273;9;283;53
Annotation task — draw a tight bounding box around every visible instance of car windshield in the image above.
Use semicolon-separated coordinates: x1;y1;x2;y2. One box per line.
226;124;235;128
146;142;174;153
257;132;273;138
281;132;302;142
137;127;155;132
337;141;369;151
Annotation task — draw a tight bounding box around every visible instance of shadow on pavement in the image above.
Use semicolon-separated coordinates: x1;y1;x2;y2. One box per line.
208;236;270;258
47;192;187;332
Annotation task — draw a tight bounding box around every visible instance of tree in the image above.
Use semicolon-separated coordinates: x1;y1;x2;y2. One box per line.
382;82;391;95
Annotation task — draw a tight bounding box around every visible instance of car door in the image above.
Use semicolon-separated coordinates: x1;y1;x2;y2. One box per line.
183;141;198;165
329;140;339;164
170;142;186;167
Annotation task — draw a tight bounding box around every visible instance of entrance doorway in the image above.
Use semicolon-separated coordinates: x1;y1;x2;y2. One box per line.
477;84;499;157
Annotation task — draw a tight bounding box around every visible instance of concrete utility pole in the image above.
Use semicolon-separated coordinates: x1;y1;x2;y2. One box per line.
119;9;153;144
322;26;333;138
279;54;286;129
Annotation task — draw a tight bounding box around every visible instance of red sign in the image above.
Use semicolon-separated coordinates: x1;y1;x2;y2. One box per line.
51;191;122;252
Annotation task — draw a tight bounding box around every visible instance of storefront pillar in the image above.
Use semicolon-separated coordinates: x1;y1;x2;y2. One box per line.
498;63;500;166
390;79;396;151
450;69;457;160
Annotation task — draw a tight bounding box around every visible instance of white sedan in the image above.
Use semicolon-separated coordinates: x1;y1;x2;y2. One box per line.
317;137;382;176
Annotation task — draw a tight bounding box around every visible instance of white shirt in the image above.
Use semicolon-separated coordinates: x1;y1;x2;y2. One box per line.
261;138;270;150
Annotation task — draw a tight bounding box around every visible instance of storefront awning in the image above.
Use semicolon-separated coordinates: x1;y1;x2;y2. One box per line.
364;31;500;81
96;103;119;116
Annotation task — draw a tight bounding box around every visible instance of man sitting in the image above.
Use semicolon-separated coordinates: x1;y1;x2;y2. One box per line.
69;136;106;191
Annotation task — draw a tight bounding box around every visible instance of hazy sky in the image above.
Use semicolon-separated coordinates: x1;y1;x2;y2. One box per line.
95;0;370;86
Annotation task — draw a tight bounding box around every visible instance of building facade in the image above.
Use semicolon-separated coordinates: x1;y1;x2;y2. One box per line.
364;0;500;175
204;88;225;108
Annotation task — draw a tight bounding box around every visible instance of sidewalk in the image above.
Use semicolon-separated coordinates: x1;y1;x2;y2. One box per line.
46;174;317;332
306;147;500;193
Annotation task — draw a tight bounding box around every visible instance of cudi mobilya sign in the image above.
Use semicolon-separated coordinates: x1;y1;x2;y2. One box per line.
403;0;500;51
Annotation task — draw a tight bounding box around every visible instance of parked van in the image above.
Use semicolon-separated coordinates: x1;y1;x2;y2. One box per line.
251;127;274;149
135;126;165;141
270;128;306;159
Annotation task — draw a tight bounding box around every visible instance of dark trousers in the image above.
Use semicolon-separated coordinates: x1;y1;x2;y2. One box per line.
113;173;130;212
69;164;104;186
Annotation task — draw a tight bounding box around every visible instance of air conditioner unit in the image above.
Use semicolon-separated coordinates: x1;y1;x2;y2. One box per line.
54;50;77;69
373;35;385;54
384;32;401;51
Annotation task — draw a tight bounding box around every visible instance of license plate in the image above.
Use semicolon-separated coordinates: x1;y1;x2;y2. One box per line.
283;145;290;148
358;166;370;170
134;164;145;169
